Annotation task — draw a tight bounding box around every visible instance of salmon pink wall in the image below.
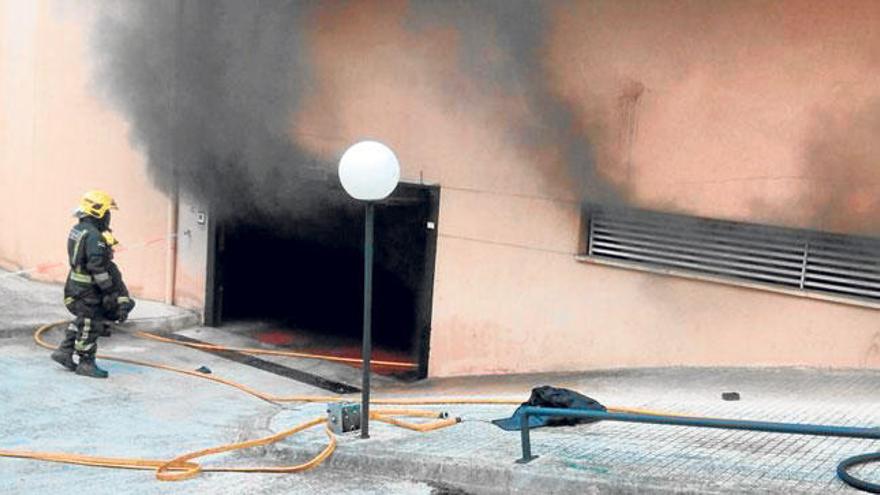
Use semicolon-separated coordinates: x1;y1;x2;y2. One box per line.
3;1;878;376
0;1;173;303
291;0;880;376
547;1;880;234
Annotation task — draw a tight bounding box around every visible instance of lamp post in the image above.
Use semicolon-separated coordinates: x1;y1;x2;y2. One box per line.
338;140;400;439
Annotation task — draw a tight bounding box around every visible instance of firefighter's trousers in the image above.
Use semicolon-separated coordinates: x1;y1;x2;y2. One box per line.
61;300;107;359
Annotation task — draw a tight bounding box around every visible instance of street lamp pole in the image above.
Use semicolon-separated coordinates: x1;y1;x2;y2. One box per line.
360;201;374;439
337;140;400;441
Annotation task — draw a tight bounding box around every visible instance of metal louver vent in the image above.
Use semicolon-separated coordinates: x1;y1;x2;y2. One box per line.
587;208;880;302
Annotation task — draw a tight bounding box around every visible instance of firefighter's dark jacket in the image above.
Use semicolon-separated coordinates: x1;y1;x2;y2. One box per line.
64;216;126;306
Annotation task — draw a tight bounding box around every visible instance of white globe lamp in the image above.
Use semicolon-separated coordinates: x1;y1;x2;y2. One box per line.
338;140;400;201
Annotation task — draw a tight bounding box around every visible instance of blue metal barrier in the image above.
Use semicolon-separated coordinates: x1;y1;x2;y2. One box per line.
515;406;880;492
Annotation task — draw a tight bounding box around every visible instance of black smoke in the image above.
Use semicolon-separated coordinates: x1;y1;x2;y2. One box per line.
91;1;625;220
90;0;335;221
406;0;626;205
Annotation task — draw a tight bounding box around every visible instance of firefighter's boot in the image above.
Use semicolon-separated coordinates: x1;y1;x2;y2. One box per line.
75;355;109;379
50;328;77;371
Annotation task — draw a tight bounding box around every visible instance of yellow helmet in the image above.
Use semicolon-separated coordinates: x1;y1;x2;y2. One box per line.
77;190;118;219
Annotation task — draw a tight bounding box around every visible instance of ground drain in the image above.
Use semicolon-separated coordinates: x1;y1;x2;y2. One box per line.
166;333;360;394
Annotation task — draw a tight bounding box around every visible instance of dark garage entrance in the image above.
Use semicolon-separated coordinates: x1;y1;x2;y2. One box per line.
205;182;439;379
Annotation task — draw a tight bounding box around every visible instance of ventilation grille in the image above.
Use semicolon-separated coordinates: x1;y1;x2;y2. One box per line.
587;208;880;301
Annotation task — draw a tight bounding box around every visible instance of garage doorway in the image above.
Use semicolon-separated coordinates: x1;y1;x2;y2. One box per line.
205;182;439;379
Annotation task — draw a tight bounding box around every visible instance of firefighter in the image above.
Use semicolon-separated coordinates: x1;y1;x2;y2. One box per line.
50;190;135;378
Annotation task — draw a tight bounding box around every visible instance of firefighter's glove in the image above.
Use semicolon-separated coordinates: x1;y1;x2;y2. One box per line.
116;296;135;323
102;294;119;313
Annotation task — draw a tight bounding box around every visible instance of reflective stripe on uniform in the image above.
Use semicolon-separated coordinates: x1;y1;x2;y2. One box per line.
70;230;87;267
69;272;93;284
75;318;94;352
64;297;75;306
75;341;95;352
93;271;112;290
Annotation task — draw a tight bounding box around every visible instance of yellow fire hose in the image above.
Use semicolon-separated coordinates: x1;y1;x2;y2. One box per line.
0;321;680;482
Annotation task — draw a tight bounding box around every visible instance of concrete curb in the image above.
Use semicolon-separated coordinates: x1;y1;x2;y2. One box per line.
117;312;202;335
0;311;200;339
269;440;735;495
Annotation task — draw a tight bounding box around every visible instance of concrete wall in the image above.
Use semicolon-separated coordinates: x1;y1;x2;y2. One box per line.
3;1;879;376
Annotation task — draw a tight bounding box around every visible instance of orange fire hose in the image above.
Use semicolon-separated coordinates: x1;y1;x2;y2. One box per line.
135;330;418;369
0;321;682;482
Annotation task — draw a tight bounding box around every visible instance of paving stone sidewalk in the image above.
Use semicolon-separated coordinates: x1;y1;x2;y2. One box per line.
262;368;880;494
